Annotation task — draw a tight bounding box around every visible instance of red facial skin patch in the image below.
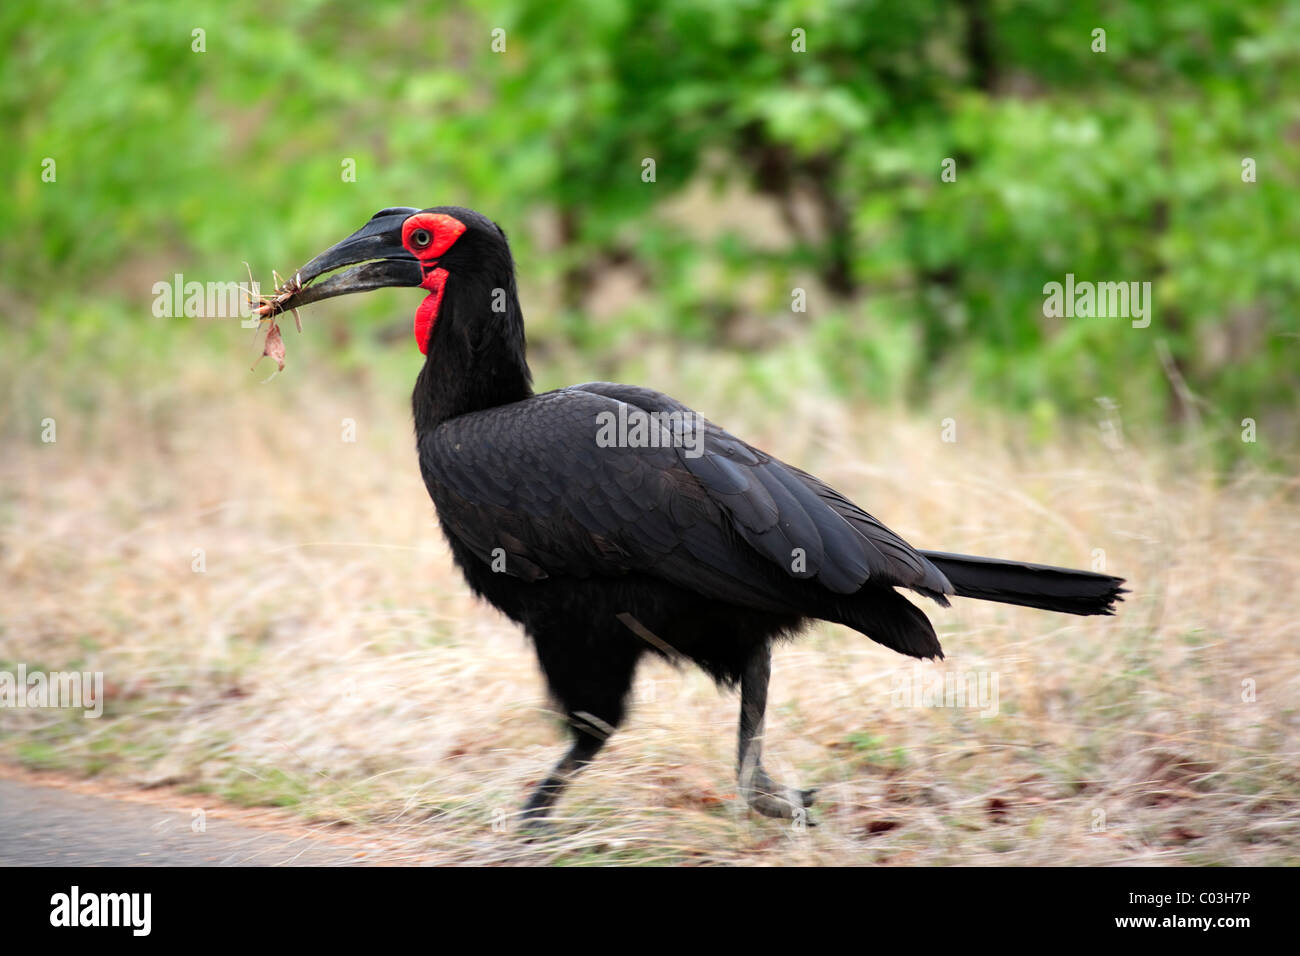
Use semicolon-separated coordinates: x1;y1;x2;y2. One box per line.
402;213;467;353
413;268;448;354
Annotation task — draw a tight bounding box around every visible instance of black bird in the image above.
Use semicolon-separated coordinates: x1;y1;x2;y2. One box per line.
268;206;1125;825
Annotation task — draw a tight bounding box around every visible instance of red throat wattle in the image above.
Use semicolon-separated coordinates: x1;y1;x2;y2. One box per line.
414;268;449;355
402;212;467;355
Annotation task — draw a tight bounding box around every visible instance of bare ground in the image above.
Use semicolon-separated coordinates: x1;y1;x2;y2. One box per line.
2;344;1297;865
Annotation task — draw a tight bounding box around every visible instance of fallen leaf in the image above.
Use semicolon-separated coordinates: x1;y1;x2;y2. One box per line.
1163;826;1203;844
986;797;1010;823
864;819;901;835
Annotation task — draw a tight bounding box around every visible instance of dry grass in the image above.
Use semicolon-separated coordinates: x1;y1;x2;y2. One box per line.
2;343;1297;865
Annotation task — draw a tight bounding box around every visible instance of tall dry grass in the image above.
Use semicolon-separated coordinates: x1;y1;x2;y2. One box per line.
2;342;1297;865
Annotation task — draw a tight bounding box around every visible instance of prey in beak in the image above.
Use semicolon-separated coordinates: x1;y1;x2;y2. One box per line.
254;208;425;322
248;208;425;374
248;204;479;367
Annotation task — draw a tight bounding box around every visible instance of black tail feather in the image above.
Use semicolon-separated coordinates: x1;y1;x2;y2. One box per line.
919;551;1127;616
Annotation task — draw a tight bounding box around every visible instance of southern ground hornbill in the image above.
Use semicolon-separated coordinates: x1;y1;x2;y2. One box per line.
259;205;1125;826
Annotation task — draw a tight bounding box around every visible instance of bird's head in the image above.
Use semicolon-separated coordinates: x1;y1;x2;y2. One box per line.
276;205;514;354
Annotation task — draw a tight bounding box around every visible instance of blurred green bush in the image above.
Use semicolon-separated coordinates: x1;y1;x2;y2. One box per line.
2;0;1296;439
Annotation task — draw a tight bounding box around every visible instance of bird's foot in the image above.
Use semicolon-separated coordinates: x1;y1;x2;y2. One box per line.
741;768;817;823
517;806;561;841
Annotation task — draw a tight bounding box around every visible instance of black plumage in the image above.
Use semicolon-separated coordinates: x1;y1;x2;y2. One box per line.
280;205;1127;826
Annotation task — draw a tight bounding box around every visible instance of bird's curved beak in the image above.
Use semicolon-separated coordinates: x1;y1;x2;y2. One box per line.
276;210;424;310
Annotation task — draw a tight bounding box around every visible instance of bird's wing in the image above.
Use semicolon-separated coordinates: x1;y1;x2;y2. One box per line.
576;383;951;599
418;383;949;609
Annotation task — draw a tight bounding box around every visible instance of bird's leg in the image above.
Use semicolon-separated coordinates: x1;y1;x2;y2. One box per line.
519;712;612;830
519;623;642;833
738;643;816;820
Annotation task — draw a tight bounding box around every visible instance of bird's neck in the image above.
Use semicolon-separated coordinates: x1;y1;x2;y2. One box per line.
412;269;534;430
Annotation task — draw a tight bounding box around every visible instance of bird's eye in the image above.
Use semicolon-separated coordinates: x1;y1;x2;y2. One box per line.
411;229;432;249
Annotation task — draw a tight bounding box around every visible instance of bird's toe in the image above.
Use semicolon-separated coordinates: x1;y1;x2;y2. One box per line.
742;776;818;822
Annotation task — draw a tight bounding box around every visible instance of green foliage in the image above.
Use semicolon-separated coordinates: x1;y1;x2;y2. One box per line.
2;0;1296;442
